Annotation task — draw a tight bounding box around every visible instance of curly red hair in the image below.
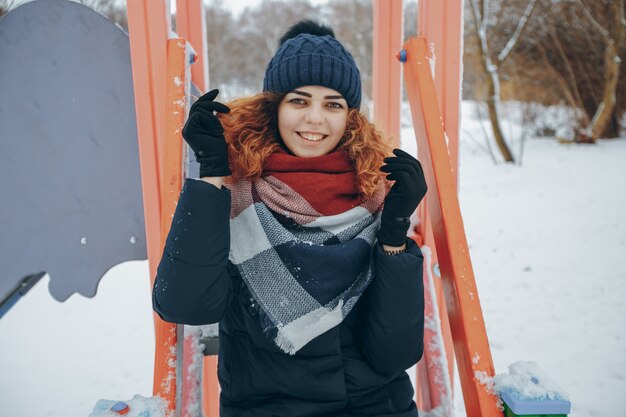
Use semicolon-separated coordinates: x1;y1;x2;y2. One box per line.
218;92;391;198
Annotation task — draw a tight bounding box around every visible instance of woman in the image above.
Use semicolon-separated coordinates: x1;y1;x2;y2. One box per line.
153;20;427;417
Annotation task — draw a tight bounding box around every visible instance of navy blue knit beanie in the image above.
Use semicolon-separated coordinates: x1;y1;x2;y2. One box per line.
263;20;362;109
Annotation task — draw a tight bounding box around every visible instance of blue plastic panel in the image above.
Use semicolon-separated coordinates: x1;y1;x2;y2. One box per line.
501;391;572;415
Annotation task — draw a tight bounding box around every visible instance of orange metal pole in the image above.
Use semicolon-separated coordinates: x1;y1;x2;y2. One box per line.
372;0;403;147
161;40;188;273
126;0;174;405
175;3;220;415
418;0;463;182
415;1;464;412
126;0;169;282
202;356;220;417
373;3;455;412
126;1;183;413
418;1;444;114
147;36;191;414
175;0;209;92
156;37;191;414
400;37;502;417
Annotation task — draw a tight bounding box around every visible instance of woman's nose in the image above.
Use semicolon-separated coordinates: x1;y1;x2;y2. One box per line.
304;105;324;124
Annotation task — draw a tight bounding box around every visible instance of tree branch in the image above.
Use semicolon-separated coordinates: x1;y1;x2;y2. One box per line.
575;0;610;39
498;0;539;63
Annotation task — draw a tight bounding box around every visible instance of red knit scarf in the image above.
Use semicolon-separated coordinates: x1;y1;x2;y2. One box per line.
261;149;360;216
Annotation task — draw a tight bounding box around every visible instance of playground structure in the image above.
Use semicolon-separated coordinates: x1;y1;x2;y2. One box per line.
0;1;572;416
125;0;501;416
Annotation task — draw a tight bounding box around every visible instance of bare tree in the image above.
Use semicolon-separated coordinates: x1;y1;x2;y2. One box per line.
203;0;322;96
236;0;321;93
575;0;625;142
468;0;538;162
512;0;626;142
203;1;237;94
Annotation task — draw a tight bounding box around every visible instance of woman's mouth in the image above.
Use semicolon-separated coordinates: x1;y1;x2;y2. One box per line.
297;132;327;142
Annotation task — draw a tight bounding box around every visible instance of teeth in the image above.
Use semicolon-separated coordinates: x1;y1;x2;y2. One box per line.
299;132;325;141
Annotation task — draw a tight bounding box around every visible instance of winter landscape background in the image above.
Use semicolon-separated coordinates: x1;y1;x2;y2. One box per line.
1;101;624;417
2;0;626;416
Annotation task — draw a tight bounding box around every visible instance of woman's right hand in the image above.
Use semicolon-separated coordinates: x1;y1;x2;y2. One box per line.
182;89;231;178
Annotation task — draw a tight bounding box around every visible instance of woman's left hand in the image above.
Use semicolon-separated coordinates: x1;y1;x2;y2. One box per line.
377;149;428;247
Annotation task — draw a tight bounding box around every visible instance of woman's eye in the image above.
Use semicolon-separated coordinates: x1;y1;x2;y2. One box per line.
289;98;306;105
326;102;344;109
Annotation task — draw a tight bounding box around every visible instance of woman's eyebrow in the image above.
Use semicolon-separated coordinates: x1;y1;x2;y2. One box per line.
289;90;345;100
290;90;312;97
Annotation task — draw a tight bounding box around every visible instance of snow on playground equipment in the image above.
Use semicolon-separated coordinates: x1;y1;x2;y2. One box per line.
0;1;572;416
486;362;571;417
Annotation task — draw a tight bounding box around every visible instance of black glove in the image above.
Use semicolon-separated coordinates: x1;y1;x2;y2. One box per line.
182;89;231;177
377;148;428;247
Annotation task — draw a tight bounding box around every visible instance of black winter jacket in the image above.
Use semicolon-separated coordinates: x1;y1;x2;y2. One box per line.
153;179;425;417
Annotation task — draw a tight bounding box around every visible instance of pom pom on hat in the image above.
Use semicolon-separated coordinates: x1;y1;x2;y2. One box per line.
278;20;335;45
263;20;362;109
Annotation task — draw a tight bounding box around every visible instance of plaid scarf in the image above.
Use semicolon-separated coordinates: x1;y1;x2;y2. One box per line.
228;149;385;354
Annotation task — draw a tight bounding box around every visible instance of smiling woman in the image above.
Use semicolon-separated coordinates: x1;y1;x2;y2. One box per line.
278;86;348;158
219;88;390;198
152;19;429;417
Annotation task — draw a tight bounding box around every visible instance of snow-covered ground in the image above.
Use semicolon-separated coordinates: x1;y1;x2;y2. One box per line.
454;103;626;417
1;102;625;417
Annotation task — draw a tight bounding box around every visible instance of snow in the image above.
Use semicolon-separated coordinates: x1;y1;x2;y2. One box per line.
0;261;154;417
89;395;169;417
474;361;571;415
486;361;570;402
1;101;625;417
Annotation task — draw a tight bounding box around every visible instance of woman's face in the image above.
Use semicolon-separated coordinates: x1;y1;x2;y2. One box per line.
277;85;348;158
